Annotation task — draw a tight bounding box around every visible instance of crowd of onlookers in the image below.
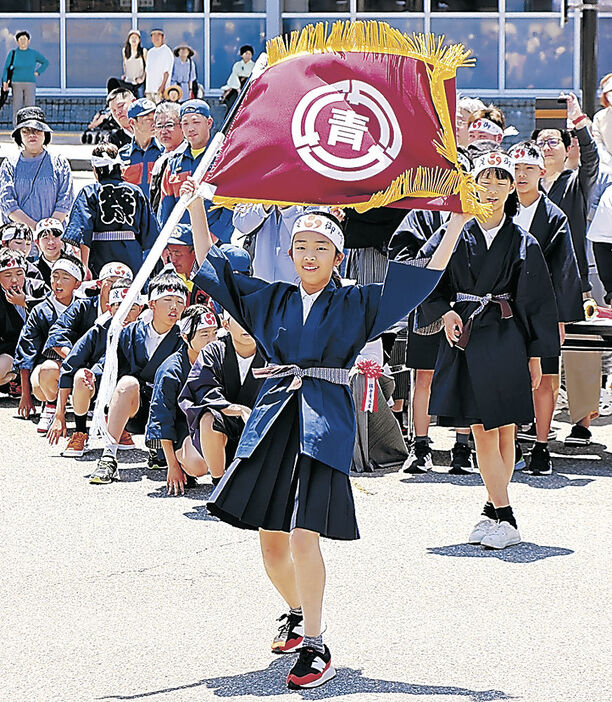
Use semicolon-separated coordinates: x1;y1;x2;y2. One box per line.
2;25;612;493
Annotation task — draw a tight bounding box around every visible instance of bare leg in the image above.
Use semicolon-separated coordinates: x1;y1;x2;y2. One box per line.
0;354;16;385
472;423;515;507
259;529;300;609
290;528;325;637
413;369;433;436
73;370;95;415
176;436;209;477
30;366;46;402
37;360;61;403
198;412;228;479
534;374;555;442
106;376;139;443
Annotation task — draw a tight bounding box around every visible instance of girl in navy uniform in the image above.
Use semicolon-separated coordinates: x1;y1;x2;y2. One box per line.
509;141;583;475
145;305;218;496
13;254;84;432
416;150;560;549
182;176;464;690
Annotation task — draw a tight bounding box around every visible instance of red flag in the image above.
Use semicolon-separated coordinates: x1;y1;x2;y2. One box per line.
205;22;484;216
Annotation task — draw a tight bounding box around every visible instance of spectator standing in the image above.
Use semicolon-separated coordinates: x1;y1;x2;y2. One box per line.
221;45;254;109
171;44;197;102
150;101;185;214
455;96;485;148
2;31;49;127
0;107;73;228
119;98;162;200
106;88;136;150
145;29;174;104
122;29;147;98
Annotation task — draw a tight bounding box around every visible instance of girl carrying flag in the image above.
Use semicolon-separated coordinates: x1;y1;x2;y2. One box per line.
181;176;466;690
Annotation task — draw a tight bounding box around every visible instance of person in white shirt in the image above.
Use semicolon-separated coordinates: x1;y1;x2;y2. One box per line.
145;29;174;104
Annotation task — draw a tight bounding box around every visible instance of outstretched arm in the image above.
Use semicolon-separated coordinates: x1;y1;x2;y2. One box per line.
181;177;212;267
426;212;472;270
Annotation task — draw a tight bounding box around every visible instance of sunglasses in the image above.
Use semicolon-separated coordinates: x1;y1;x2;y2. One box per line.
536;138;562;148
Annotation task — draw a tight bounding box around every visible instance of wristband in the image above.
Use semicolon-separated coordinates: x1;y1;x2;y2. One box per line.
572;114;587;126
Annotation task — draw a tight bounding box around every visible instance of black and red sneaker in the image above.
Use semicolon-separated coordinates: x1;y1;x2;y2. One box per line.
8;379;21;397
286;645;336;689
271;612;304;654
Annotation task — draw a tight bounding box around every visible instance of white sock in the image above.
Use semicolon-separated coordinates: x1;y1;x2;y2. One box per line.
102;442;119;459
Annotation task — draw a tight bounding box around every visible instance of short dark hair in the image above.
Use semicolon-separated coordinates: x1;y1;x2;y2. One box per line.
106;87;134;106
180;304;219;344
0;222;33;242
510;140;544;162
240;44;254;56
92;142;122;179
15;31;30;41
531;128;572;150
148;271;189;299
53;253;85;280
14;129;51;147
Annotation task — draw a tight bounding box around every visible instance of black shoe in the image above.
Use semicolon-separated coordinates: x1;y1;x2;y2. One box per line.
147;448;167;469
514;442;526;471
402;442;433;473
516;422;557;442
272;612;304;654
524;444;553;475
89;456;119;484
449;442;476;474
185;474;198;489
564;424;592;446
286;645;336;689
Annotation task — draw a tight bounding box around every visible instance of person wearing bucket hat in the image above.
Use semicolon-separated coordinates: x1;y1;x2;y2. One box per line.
119;98;162;199
0;106;73;229
221;44;255;107
145;29;174;104
171;44;197;102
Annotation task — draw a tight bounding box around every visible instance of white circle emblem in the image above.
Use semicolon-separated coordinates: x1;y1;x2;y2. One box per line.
291;79;402;182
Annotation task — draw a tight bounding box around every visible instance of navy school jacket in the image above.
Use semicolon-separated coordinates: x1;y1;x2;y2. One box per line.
63;175;159;278
517;195;583;323
44;295;100;358
178;333;266;455
117;318;183;386
59;313;110;390
388;209;447;261
0;278;48;356
145;344;191;449
13;294;66;371
416;218;560;431
192;245;442;474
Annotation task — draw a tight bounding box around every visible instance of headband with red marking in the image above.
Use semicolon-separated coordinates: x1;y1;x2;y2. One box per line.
468;118;519;139
292;213;344;252
472;151;515;180
178;310;218;334
0;253;25;274
509;144;545;169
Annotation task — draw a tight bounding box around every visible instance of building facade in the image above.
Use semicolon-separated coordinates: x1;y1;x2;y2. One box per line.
0;1;611;99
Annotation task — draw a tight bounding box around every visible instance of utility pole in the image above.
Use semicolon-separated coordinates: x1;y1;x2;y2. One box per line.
581;0;598;117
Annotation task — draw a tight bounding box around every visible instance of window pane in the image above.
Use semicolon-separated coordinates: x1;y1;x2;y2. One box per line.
66;18;132;89
137;18;205;88
283;1;349;11
210;0;266;10
357;0;423;10
506;0;561;10
598;16;612;85
0;1;58;9
210;18;265;89
430;18;498;90
138;1;204;11
381;17;424;34
431;0;497;11
505;17;574;90
67;0;130;10
0;19;60;88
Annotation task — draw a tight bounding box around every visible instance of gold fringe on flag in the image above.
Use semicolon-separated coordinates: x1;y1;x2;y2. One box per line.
213;21;490;218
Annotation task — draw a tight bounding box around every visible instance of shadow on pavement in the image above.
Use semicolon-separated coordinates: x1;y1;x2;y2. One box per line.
183;503;218;522
147;483;214;501
99;657;512;700
427;542;574;563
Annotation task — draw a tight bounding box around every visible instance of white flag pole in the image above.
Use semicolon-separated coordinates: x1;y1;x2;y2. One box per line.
90;52;268;442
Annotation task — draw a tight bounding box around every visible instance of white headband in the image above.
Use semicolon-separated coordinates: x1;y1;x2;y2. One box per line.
0;255;25;274
149;286;187;304
108;287;130;305
91;154;123;168
98;262;133;281
469;118;518;139
456;151;471;173
472;152;515;180
509;145;545;169
51;258;83;282
179;311;218;334
292;213;344;252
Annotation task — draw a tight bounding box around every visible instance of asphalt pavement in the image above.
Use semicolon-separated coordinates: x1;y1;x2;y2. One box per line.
1;394;610;702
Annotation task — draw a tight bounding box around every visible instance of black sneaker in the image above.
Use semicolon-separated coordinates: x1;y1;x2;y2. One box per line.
514;442;526;471
89;456;119;484
271;612;304;654
402;442;433;473
524;444;553;475
564;424;592;446
516;422;557;442
449;442;476;474
286;645;336;689
147;448;167;470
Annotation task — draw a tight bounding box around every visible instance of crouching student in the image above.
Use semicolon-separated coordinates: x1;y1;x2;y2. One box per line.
415;150;560;549
145;305;219;495
47;277;143;457
13;255;84;432
0;249;48;393
0;222;42;280
33;218;65;285
182;175;458;691
89;271;187;484
179;311;265;491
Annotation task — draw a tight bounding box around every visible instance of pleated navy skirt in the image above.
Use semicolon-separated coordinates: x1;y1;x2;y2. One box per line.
206;397;360;541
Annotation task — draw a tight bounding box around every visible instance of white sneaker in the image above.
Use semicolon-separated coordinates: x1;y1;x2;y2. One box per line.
556;387;568;411
468;517;496;544
481;521;521;549
37;403;55;434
